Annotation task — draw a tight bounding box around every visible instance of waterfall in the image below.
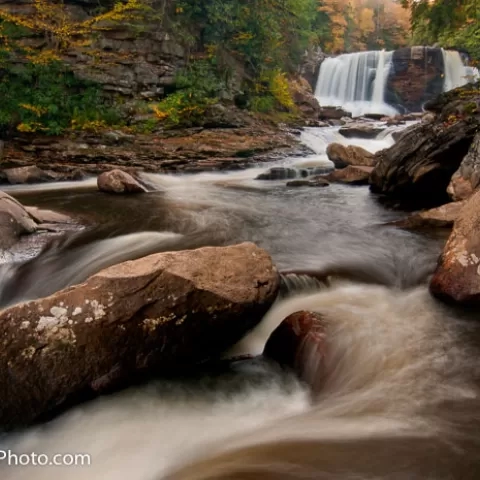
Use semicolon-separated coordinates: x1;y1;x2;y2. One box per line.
315;51;397;118
442;49;469;91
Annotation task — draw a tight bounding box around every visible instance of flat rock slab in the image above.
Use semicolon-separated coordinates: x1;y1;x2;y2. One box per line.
0;242;279;430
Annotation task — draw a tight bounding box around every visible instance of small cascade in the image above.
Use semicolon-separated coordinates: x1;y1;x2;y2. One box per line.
442;49;470;91
315;50;397;117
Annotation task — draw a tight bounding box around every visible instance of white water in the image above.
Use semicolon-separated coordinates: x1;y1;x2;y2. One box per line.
442;49;470;91
315;51;397;117
3;282;479;479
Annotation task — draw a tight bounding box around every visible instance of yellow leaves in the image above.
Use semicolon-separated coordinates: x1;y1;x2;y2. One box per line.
27;49;60;65
70;119;108;133
17;122;46;133
270;71;295;110
19;104;48;117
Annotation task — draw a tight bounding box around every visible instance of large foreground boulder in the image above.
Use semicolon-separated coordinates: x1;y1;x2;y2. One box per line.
326;143;376;169
0;242;279;430
447;132;480;201
0;191;37;248
430;191;480;304
370;82;480;208
97;169;147;194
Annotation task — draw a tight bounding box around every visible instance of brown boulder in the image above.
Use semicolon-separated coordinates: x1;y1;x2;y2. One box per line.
338;122;385;139
447;132;480;201
389;201;466;230
4;166;57;184
325;166;373;185
264;311;327;394
326;143;376;169
430;191;480;304
0;191;37;248
0;242;279;429
97;169;147;194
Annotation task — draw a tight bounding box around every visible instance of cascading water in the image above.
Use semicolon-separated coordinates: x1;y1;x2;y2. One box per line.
3;124;480;479
315;50;398;117
442;48;470;91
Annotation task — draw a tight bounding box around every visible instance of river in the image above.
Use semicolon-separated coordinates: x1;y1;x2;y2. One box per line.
2;125;480;479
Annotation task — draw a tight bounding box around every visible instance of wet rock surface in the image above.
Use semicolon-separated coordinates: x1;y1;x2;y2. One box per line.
1;124;298;180
325;166;373;185
430;191;480;304
97;169;147;194
389;201;466;230
0;191;38;249
370;82;480;209
0;242;279;430
447;132;480;201
326;143;376;169
264;310;327;394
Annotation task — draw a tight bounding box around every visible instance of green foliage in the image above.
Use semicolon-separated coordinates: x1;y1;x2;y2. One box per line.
175;0;320;75
151;60;223;127
0;55;122;136
402;0;480;61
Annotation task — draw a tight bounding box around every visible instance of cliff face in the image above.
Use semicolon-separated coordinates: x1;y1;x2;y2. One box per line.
0;0;187;100
385;46;445;112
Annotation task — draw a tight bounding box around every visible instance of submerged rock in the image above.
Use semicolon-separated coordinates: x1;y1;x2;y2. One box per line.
325;166;373;185
0;191;37;249
447;132;480;201
286;178;329;188
389;201;466;230
326;143;376;169
0;242;279;430
264;310;327;394
430;191;480;304
256;167;300;181
97;169;147;194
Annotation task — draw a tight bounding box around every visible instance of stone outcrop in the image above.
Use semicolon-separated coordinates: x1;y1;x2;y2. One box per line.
0;191;37;248
288;76;320;118
0;242;279;429
326;143;375;169
370;82;480;208
389;201;466;230
1;125;297;178
430;191;480;305
0;0;186;100
338;123;385;139
385;46;445;112
447;132;480;201
264;311;327;394
97;169;147;194
325;166;373;185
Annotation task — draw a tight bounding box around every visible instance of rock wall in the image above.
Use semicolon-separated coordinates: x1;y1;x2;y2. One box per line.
385;46;445;113
0;0;186;99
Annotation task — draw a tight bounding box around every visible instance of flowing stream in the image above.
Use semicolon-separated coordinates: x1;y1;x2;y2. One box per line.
2;126;480;479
